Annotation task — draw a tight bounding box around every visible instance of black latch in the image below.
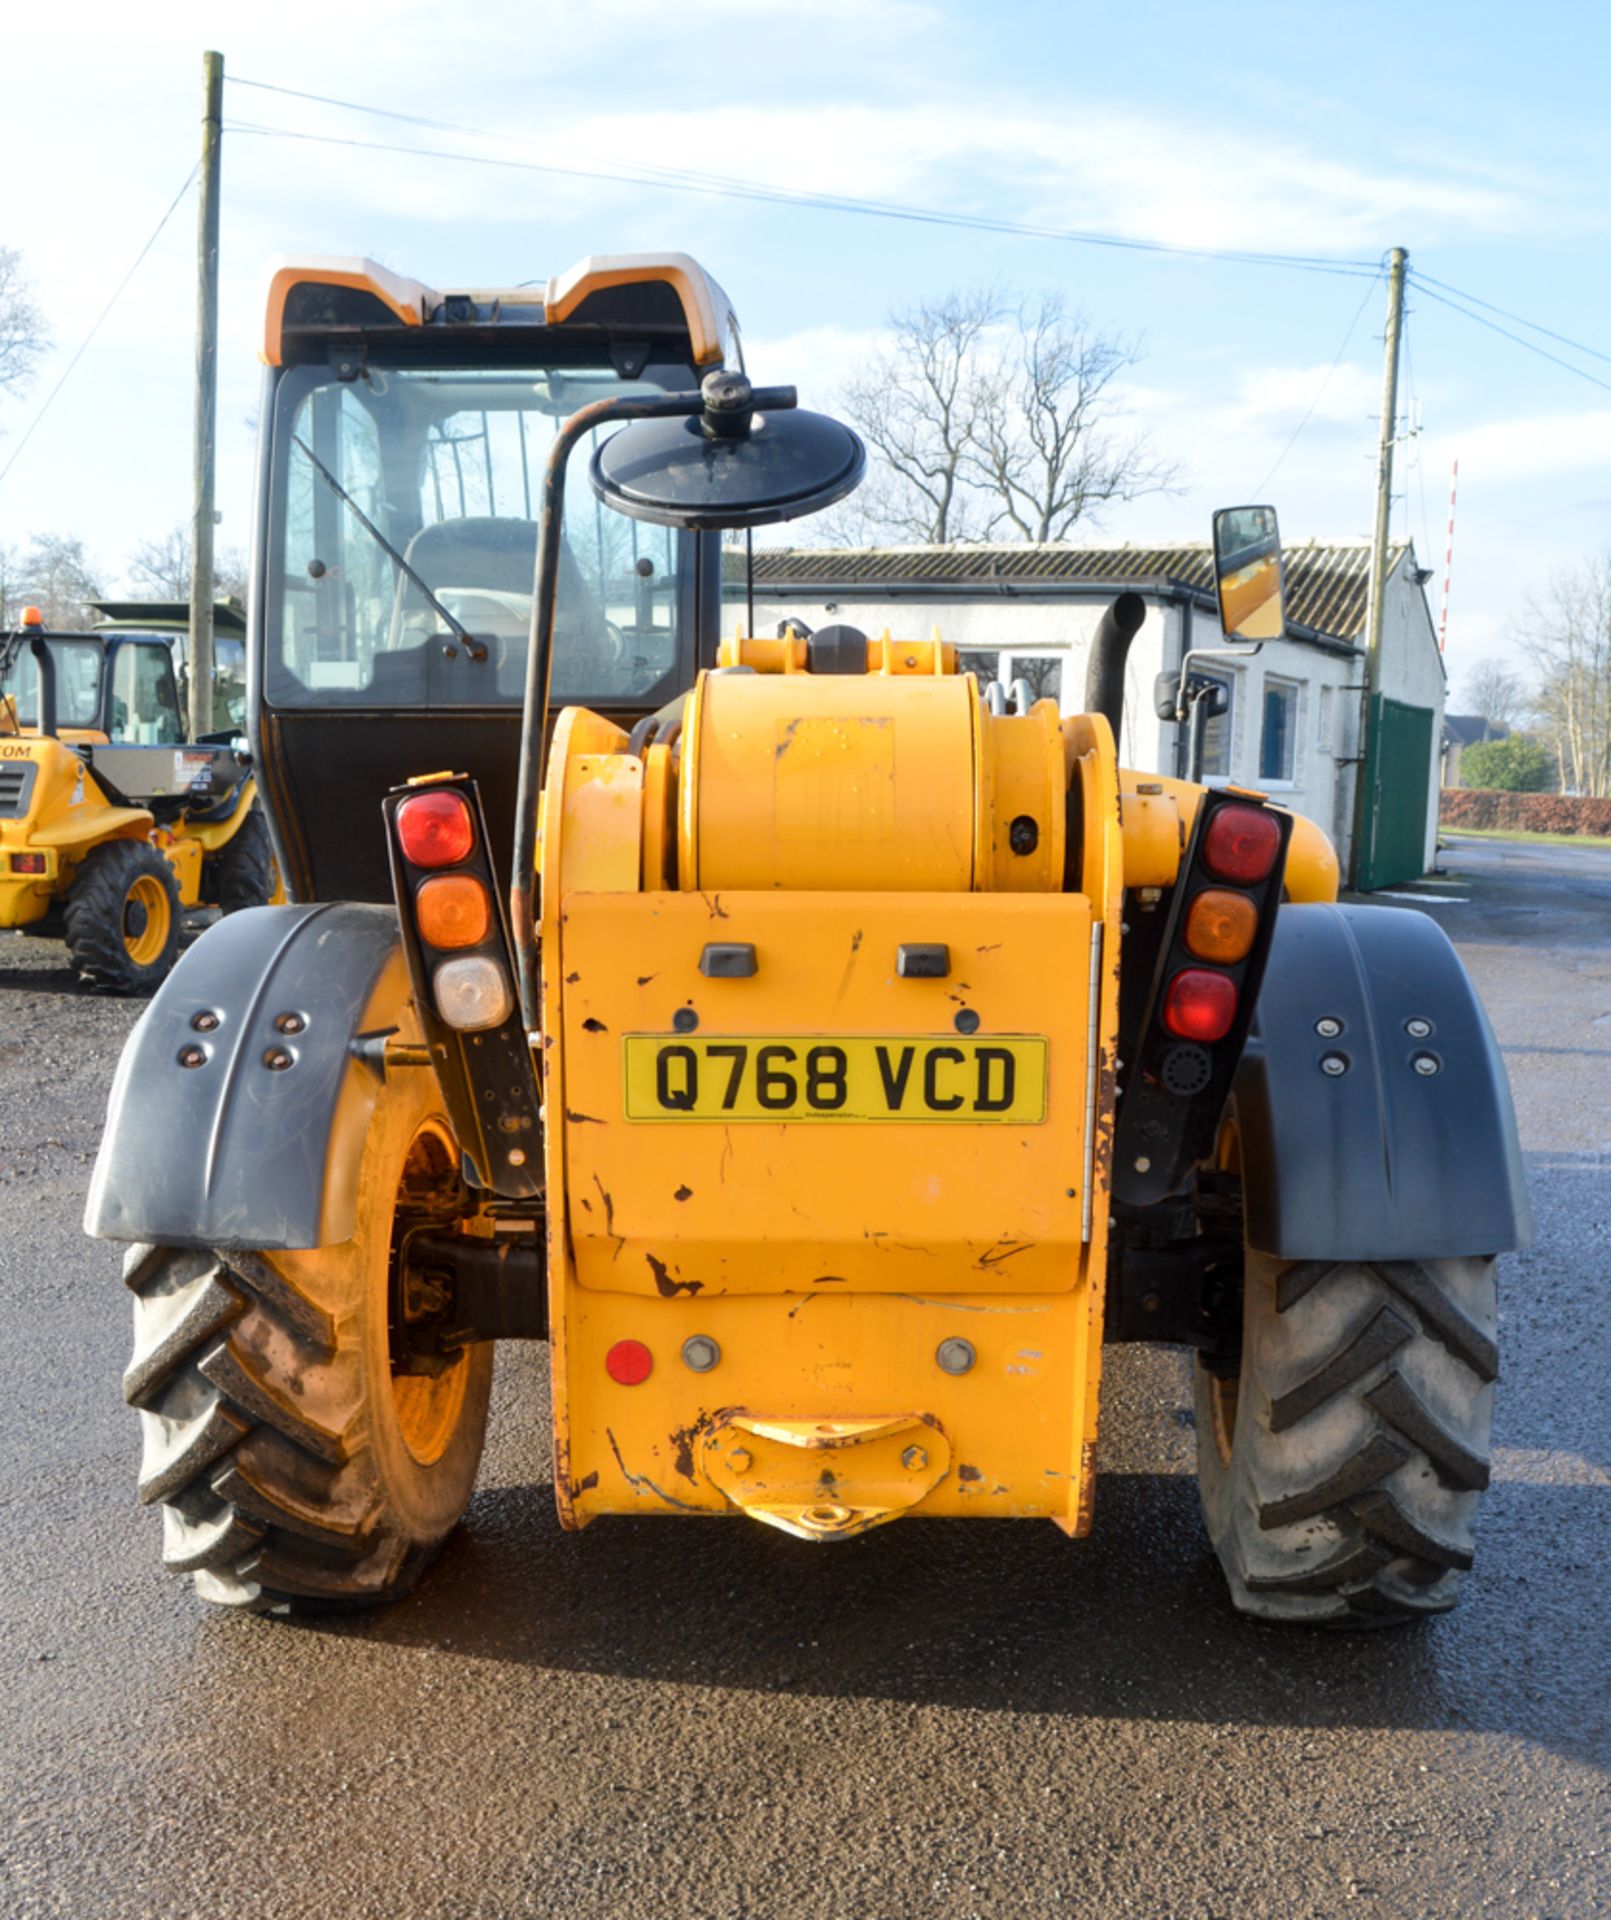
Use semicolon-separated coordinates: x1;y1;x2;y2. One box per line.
700;942;758;978
897;943;950;979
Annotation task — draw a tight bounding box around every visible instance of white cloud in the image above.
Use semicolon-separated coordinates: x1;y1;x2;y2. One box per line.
1423;408;1611;482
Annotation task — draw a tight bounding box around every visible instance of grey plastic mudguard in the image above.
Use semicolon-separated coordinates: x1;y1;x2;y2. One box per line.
1234;902;1530;1261
85;903;411;1252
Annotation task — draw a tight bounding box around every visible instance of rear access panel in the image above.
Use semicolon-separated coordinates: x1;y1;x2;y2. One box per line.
558;891;1094;1298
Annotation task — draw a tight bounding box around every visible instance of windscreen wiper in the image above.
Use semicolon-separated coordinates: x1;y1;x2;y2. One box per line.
292;434;488;662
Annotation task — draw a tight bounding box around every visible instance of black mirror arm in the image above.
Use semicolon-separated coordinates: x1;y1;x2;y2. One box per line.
510;379;803;1036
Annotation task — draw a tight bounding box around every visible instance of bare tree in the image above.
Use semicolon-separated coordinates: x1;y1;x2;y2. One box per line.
964;293;1178;541
12;533;103;627
128;525;248;605
1526;552;1611;798
0;543;20;627
835;287;1177;547
1459;657;1528;731
0;246;49;403
840;289;999;544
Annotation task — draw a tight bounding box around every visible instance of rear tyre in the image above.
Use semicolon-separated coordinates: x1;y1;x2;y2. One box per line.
64;838;182;994
207;807;279;914
122;1067;493;1613
1195;1251;1498;1626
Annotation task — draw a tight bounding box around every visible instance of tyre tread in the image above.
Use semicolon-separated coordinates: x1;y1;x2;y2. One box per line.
127;1244;432;1612
1201;1248;1498;1627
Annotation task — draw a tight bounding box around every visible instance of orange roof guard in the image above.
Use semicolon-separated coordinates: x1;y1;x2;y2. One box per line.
263;252;737;368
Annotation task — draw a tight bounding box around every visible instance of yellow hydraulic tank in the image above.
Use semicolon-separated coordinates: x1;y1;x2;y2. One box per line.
681;671;976;892
679;671;1066;895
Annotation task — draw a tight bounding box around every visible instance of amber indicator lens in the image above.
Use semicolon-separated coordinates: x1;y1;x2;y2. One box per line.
396;789;475;868
1185;888;1258;964
1163;968;1238;1044
1202;804;1281;885
605;1339;653;1385
415;873;491;950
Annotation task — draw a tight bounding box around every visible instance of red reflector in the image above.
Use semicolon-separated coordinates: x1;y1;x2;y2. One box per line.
605;1339;653;1386
396;789;475;868
11;853;47;875
1163;968;1238;1044
1202;804;1281;885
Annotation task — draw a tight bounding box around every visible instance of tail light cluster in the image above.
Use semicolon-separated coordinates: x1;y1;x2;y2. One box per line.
1114;789;1291;1207
382;776;541;1201
393;787;513;1032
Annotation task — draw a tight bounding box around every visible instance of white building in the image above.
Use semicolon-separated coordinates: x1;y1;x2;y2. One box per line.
725;539;1446;889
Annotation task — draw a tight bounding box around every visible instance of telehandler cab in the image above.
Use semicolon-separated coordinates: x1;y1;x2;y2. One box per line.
1;607;278;991
87;252;1527;1627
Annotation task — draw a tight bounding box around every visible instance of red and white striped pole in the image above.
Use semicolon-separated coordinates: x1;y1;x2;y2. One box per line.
1437;457;1459;652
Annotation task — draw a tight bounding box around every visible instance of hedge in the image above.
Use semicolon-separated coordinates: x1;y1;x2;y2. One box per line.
1440;789;1611;835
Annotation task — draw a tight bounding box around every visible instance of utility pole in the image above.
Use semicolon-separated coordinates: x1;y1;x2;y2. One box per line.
1350;244;1408;887
186;49;223;743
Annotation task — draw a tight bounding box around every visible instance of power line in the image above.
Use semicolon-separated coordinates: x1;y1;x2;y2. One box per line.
1412;269;1611;370
1248;272;1382;496
1410;276;1611;396
222;83;1383;281
0;164;200;491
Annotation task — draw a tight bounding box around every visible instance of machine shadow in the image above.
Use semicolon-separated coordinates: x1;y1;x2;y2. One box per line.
0;960;103;997
316;1469;1610;1773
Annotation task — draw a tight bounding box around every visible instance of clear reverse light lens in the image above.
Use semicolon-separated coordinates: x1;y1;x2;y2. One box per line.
433;954;513;1031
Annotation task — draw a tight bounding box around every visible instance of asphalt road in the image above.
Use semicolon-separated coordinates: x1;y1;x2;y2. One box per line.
2;835;1607;1920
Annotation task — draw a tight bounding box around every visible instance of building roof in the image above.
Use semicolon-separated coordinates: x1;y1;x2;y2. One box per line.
1444;714;1508;747
728;539;1414;647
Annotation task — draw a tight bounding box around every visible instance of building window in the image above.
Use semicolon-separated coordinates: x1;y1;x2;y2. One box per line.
956;648;1002;690
954;651;1064;707
1005;654;1064;704
1260;678;1300;783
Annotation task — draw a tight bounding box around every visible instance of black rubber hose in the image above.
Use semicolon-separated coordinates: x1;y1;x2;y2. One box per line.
1082;592;1147;744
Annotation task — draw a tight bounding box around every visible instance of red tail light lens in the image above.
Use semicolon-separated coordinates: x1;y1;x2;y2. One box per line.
605;1339;653;1385
397;789;475;868
11;853;47;875
1163;968;1238;1043
1202;804;1281;885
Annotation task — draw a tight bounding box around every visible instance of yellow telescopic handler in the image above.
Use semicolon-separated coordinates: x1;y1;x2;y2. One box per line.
86;254;1527;1626
1;606;278;990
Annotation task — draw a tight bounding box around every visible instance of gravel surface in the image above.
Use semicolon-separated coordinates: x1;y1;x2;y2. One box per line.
1;836;1606;1919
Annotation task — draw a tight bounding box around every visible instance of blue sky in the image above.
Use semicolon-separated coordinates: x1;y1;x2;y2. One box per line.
2;0;1607;701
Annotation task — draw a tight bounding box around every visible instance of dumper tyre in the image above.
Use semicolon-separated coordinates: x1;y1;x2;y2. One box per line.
1194;1249;1498;1626
122;1067;493;1614
64;837;183;994
208;806;277;914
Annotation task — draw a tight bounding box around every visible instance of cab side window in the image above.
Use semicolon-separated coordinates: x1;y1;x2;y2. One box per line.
110;646;184;744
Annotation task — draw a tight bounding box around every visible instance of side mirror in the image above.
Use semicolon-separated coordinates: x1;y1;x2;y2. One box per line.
590;370;866;531
1212;505;1285;641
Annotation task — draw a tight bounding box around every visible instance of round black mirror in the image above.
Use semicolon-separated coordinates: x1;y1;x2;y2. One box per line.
589;371;866;530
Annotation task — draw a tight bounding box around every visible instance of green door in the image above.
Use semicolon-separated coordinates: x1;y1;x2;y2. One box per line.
1359;695;1435;890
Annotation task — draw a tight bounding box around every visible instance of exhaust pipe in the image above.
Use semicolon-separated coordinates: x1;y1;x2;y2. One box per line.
1082;592;1147;747
30;635;58;738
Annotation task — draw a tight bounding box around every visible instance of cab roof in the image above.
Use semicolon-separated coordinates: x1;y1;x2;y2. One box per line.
263;251;738;370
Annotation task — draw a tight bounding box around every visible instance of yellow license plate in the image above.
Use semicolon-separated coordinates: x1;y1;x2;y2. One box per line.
621;1034;1048;1123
